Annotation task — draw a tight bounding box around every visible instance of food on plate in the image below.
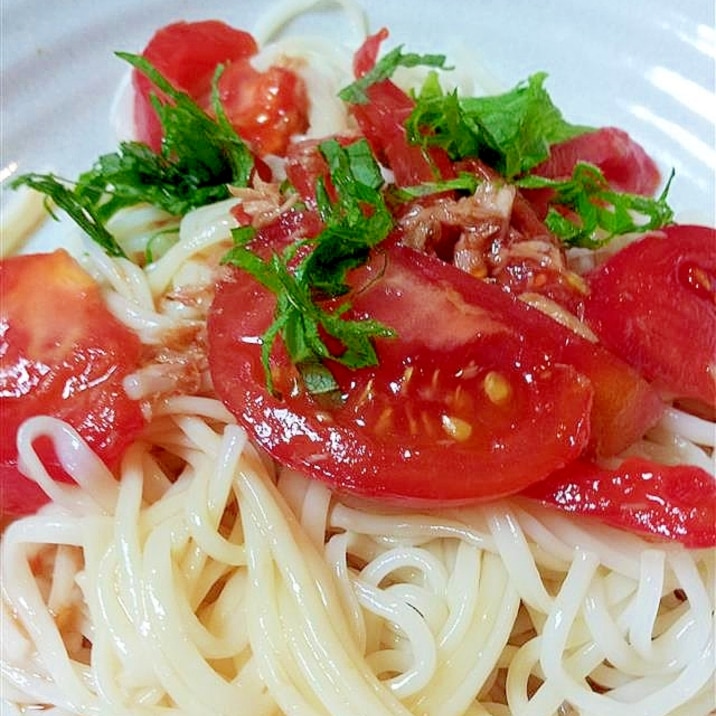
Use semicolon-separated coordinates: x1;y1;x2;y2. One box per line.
2;8;714;716
0;250;145;516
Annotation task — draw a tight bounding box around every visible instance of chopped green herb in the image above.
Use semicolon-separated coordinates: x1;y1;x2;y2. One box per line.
11;173;126;256
145;227;181;264
11;54;254;260
338;45;450;104
222;138;396;396
388;172;480;201
518;163;675;247
120;54;254;189
299;361;342;396
304;138;393;296
405;72;592;178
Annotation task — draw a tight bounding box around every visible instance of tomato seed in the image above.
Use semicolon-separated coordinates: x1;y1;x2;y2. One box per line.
441;414;473;441
483;371;512;405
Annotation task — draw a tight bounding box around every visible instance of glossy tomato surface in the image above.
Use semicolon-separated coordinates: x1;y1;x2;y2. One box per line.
134;19;309;157
362;244;664;459
133;20;258;151
523;456;716;548
532;126;662;195
584;224;716;408
218;61;309;157
208;229;663;503
0;250;145;515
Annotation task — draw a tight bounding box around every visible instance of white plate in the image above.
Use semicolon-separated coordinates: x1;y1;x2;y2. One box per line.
2;0;714;246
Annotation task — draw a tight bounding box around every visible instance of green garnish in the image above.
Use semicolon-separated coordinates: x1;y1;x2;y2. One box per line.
11;173;126;257
338;45;450;104
11;54;254;259
518;164;675;247
405;71;591;178
307;138;393;295
9;34;677;402
388;172;479;201
222;138;396;396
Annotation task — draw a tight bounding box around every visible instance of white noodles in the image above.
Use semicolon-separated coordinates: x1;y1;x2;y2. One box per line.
2;4;715;715
3;406;713;714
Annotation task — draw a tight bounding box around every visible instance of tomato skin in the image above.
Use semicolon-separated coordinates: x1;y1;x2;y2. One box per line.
351;80;453;186
583;224;716;408
353;27;389;78
134;20;258;151
0;462;45;516
284;136;361;205
0;251;145;516
522;457;716;548
532;127;662;195
284;139;331;203
348;28;453;185
347;29;453;186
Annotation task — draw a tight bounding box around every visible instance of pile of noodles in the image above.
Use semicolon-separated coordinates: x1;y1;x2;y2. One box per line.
2;3;715;714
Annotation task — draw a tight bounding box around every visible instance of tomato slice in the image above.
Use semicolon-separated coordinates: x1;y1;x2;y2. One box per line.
376;242;664;458
522;457;716;548
217;60;309;157
350;80;453;186
348;29;451;185
208;242;593;502
134;20;309;158
532;127;662;195
208;219;663;503
353;27;390;78
134;20;258;151
0;251;145;516
284;139;331;204
584;224;716;408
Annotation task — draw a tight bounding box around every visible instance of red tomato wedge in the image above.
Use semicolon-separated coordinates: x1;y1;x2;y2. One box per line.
355;244;664;458
353;27;389;78
533;127;662;195
348;29;452;185
522;457;716;548
584;224;716;408
134;20;258;151
350;80;452;186
217;61;309;156
209;243;591;502
0;251;145;516
208;231;662;503
551;332;664;457
133;19;309;157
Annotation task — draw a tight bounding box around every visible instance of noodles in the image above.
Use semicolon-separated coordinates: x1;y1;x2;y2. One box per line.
3;403;713;714
0;185;48;257
2;4;715;715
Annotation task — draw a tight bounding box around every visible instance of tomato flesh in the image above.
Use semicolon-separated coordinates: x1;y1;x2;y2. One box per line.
382;243;664;458
134;19;309;157
208;227;667;503
0;251;145;516
350;80;454;186
532;127;662;195
584;224;716;407
218;60;309;156
134;20;258;151
353;27;390;78
522;457;716;548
